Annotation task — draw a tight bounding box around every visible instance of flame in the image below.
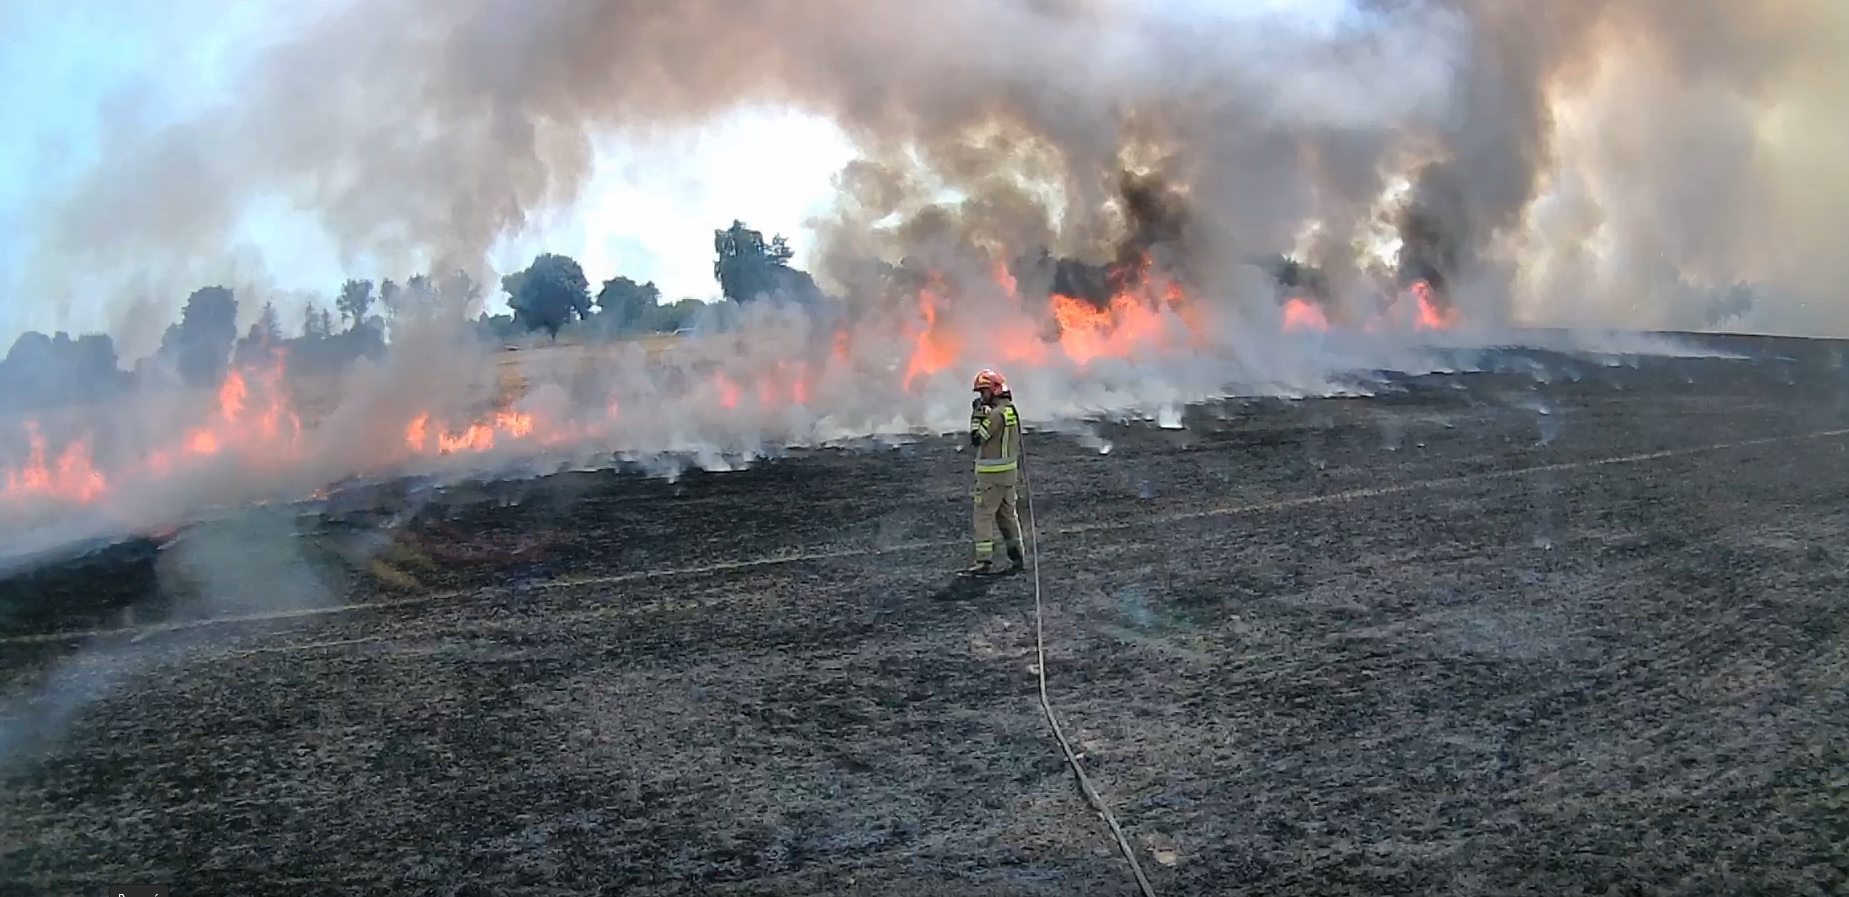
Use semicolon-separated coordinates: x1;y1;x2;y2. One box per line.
146;356;303;476
1050;293;1169;366
715;372;743;410
1282;298;1331;332
903;279;962;392
439;424;495;454
2;422;107;507
994;260;1018;298
1277;279;1458;334
496;411;534;439
1410;281;1458;330
404;409;539;456
898;253;1188;382
405;414;428;452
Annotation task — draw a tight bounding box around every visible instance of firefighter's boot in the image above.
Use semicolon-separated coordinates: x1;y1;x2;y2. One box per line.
1004;544;1026;575
962;559;1003;577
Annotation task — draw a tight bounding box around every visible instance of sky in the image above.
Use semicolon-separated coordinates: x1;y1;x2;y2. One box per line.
0;0;1355;344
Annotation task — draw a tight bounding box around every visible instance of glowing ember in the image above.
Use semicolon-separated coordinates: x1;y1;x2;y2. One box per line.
1281;298;1331;332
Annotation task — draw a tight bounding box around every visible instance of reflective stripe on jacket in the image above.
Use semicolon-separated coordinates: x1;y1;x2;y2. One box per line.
971;401;1020;474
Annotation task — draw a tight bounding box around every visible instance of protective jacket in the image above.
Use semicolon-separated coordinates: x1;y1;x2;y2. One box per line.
970;397;1022;484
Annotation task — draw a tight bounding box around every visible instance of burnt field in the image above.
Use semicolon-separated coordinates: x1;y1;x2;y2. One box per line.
2;333;1848;896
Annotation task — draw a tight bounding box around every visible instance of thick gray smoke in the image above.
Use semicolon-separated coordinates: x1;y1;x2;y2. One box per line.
22;0;1846;337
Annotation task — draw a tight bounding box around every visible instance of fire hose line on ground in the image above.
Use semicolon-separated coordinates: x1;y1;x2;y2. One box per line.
1018;437;1161;897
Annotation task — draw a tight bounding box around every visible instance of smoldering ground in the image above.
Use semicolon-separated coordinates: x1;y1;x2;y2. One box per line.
0;507;355;767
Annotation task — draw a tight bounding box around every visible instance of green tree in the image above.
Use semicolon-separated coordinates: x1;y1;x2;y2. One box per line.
645;298;705;333
378;279;403;317
234;300;285;366
255;301;282;344
502;253;592;339
405;274;437;309
303;302;333;339
439;270;482;310
335;279;375;329
713;220;820;303
595;275;663;334
159;285;239;387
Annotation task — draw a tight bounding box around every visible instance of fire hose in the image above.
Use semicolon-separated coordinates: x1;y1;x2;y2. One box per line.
1017;435;1159;897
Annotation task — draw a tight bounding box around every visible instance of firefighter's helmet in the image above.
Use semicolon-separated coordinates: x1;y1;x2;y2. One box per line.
972;368;1008;393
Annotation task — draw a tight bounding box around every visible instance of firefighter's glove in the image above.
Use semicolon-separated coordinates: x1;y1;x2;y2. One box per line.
969;425;984;448
972;396;987;412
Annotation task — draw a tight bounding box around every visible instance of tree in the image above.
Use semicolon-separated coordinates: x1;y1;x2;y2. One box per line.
234;300;285;367
713;219;822;304
647;298;705;333
473;311;521;343
303;302;333;340
258;301;282;343
1255;253;1331;302
595;275;663;334
158;285;239;387
378;279;403;317
502;253;592;339
0;330;124;412
335;279;375;329
406;274;436;305
439;270;482;311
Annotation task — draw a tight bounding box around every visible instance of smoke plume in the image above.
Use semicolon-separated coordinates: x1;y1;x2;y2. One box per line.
21;0;1844;337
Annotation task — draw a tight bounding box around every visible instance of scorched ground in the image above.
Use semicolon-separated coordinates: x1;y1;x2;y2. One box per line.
1;334;1845;896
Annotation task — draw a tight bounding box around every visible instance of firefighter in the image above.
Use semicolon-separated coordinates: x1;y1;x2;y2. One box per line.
965;368;1026;576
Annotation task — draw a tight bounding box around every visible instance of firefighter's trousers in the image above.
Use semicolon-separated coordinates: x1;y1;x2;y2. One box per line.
972;471;1023;562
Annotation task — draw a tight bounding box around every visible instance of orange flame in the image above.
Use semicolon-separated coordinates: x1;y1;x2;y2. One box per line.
901;253;1187;379
404;409;539;456
715;372;743;409
1282;298;1331;332
1050;293;1168;366
146;356;303;476
903;279;962;392
405;414;428;452
2;422;107;507
1410;281;1457;330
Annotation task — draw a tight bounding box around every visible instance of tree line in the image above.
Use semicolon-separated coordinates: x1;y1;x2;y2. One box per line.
0;220;821;415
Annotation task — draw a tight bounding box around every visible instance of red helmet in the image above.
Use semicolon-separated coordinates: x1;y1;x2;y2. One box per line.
972;368;1007;393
